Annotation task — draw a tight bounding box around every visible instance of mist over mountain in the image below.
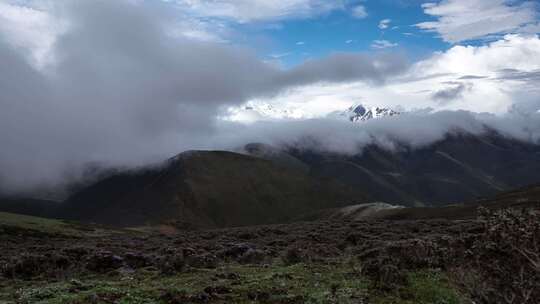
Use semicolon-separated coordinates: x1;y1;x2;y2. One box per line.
0;0;539;196
3;2;540;303
0;0;408;194
4;128;540;227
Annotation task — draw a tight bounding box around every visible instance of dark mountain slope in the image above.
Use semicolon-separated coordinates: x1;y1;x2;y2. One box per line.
298;183;540;222
60;151;365;227
371;183;540;220
0;197;60;218
248;132;540;206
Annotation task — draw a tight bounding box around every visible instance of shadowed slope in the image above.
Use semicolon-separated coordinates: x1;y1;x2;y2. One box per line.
59;151;365;227
281;133;540;206
304;183;540;221
0;198;60;218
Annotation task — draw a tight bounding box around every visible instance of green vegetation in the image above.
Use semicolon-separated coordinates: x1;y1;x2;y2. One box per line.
3;262;363;304
0;212;129;237
372;271;465;304
0;212;76;235
1;262;468;304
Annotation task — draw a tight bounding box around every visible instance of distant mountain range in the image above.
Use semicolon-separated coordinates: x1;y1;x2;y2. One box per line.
2;128;540;228
328;104;401;122
246;132;540;206
227;102;401;122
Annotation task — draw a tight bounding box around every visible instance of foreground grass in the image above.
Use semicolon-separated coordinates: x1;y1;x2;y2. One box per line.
371;271;465;304
0;212;77;236
0;212;137;238
1;261;466;304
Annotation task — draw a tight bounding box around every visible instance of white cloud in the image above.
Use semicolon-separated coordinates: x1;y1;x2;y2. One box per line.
378;19;391;29
413;35;540;78
389;34;540;112
0;1;65;66
269;52;291;59
166;17;230;43
384;35;540;113
0;0;408;192
417;0;539;43
174;0;345;23
296;41;305;45
345;39;354;44
224;84;357;122
2;0;540;190
230;35;540;121
371;40;398;49
0;0;235;65
351;5;368;19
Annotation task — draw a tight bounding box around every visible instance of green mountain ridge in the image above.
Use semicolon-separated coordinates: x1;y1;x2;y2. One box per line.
58;150;364;227
2;132;540;228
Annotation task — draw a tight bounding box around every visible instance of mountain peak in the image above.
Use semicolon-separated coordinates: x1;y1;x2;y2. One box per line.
335;103;401;122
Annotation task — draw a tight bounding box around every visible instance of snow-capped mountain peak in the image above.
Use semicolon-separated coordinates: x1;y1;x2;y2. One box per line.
224;101;402;123
331;104;401;122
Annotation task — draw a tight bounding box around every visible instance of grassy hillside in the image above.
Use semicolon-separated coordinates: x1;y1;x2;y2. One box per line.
0;212;133;238
59;151;365;227
0;212;76;236
4;202;537;303
2;184;538;303
4;262;464;304
0;211;471;304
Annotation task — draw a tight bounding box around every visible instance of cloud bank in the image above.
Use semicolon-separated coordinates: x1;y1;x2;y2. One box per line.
0;0;405;193
417;0;539;43
217;109;540;156
0;0;539;196
229;34;540;118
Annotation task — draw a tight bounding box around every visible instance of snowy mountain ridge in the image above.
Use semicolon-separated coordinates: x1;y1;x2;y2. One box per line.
225;102;401;123
328;104;401;122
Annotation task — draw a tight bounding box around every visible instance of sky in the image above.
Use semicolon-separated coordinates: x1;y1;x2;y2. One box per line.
0;0;540;193
234;0;444;66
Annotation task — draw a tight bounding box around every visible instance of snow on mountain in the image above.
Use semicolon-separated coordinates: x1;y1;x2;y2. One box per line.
328;104;401;122
224;101;401;123
223;101;315;123
242;102;308;119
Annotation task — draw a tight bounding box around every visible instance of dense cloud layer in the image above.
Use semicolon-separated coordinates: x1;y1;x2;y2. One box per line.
216;109;540;155
226;34;540;119
417;0;539;42
0;0;406;193
0;0;539;195
432;82;471;104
